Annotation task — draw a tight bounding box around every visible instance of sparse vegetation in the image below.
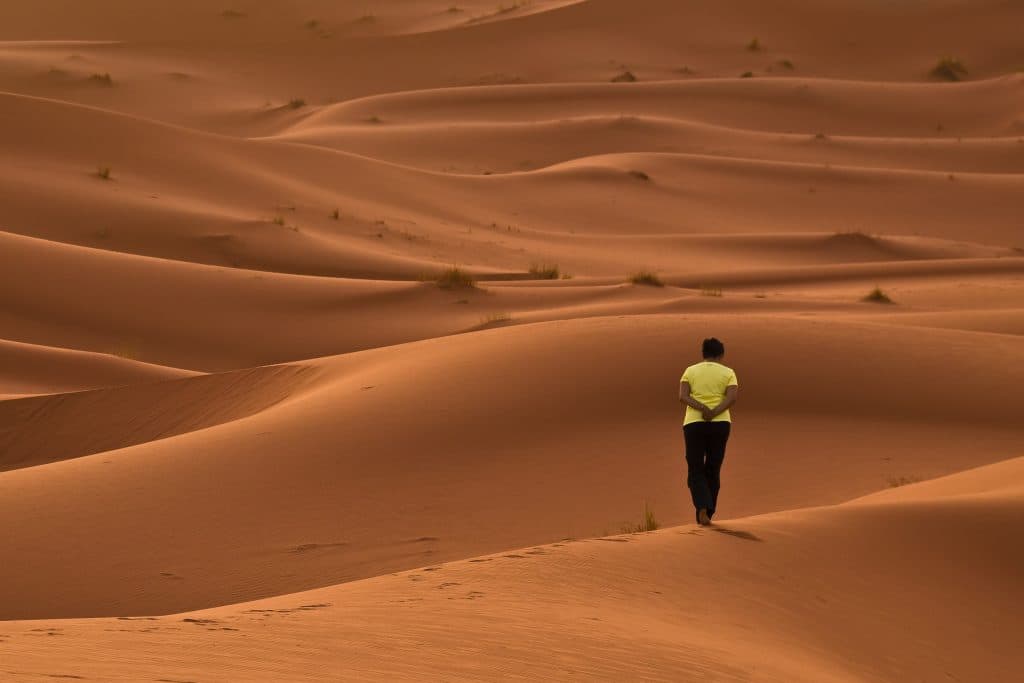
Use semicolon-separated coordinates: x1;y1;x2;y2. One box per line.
272;215;286;226
628;170;651;181
437;266;477;289
622;502;659;533
779;59;795;70
286;98;306;110
96;166;112;180
481;312;512;325
365;115;383;124
863;286;894;304
814;132;828;140
931;56;968;82
611;70;638;83
354;14;376;24
630;271;664;287
304;19;320;29
676;65;695;75
887;475;923;488
700;284;723;297
88;72;113;86
529;263;560;279
746;37;762;52
740;71;754;78
329;209;340;220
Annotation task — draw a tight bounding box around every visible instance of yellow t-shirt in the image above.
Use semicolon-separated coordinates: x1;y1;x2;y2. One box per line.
681;361;738;425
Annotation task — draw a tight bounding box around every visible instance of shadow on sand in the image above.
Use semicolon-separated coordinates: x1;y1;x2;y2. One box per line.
711;526;763;542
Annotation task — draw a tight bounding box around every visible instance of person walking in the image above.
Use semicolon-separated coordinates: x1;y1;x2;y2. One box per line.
679;338;738;526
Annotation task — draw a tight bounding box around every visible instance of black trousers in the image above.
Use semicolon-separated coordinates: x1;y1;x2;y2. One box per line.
683;421;731;518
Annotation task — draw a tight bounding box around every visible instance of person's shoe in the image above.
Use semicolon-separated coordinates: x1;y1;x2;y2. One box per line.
697;508;711;526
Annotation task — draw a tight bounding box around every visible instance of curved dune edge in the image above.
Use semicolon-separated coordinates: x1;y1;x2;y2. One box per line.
0;314;1021;620
0;337;195;396
2;456;1020;682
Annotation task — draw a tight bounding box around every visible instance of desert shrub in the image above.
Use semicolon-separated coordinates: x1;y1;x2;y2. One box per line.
88;73;113;85
700;284;723;297
779;59;795;70
887;475;923;488
611;71;638;83
931;56;967;81
740;71;754;78
622;502;659;533
437;266;476;289
747;37;762;51
628;170;650;181
96;166;112;180
272;215;286;226
630;271;663;287
329;209;340;220
481;312;511;324
287;98;306;109
863;286;894;304
529;263;560;279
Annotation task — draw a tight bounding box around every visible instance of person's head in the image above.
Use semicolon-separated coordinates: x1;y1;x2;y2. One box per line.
702;337;725;360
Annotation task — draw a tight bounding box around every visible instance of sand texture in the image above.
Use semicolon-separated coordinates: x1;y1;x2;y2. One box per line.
1;1;1022;680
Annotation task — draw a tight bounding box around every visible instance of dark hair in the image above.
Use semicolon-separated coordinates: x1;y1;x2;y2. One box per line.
702;337;725;359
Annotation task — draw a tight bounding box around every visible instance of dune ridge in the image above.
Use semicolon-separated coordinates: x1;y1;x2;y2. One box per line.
1;0;1022;679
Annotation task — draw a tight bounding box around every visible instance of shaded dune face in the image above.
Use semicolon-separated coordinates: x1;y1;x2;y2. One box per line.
0;0;1022;680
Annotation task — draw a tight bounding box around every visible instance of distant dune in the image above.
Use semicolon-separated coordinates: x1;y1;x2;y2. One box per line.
1;0;1022;680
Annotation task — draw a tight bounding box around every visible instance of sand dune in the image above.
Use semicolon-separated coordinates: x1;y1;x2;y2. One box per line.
1;0;1022;678
3;457;1021;681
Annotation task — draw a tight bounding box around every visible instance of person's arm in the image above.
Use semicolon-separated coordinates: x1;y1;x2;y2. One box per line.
709;385;738;418
680;382;715;421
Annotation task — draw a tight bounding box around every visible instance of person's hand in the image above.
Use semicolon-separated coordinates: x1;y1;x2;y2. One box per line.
701;406;715;421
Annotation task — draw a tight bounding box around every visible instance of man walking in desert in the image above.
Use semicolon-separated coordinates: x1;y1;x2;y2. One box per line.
679;338;739;526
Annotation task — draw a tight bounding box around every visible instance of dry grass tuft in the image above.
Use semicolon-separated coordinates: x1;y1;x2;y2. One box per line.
887;475;923;488
96;166;112;180
630;271;663;287
611;71;638;83
437;266;477;290
746;37;762;51
700;284;723;297
88;73;113;86
622;502;659;533
286;98;306;110
529;263;560;280
931;56;968;81
863;286;894;304
628;170;651;181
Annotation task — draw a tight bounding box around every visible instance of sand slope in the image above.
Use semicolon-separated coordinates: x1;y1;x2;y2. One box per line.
1;0;1023;679
3;456;1020;682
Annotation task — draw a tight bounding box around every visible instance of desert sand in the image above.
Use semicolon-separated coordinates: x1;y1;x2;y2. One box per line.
1;1;1022;680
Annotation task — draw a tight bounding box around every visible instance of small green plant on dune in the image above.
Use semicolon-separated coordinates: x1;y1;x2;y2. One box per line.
622;502;659;533
863;286;894;304
96;166;112;180
529;263;560;280
88;72;113;86
437;266;477;290
630;271;664;287
747;37;762;52
287;98;306;110
931;56;968;81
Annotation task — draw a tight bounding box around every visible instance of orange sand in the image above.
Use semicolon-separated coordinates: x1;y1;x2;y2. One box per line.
1;1;1022;680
